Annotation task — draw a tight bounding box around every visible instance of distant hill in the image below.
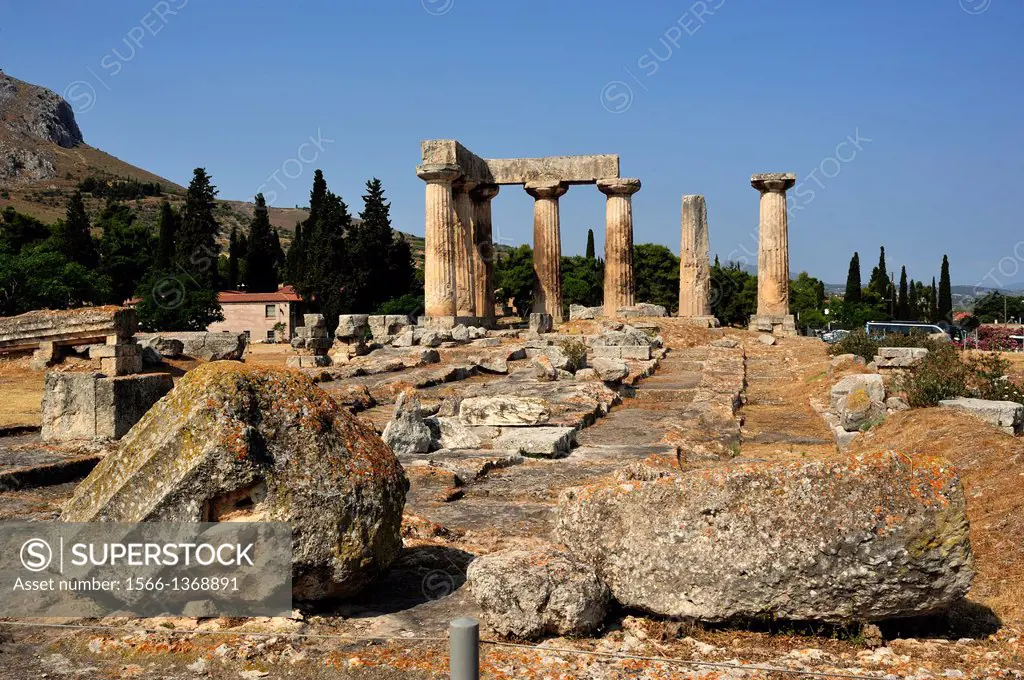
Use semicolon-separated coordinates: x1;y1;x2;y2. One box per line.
0;71;429;265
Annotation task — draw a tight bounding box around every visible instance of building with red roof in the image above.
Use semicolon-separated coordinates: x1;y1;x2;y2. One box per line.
207;285;304;343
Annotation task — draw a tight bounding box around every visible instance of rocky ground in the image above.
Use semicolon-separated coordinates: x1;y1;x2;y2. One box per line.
1;320;1023;678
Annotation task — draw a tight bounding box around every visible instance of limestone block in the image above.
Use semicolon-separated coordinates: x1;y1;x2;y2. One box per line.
569;305;602;321
336;314;369;339
939;397;1024;435
529;313;553;334
459;395;551;427
286;355;332;368
617;303;667;318
830;374;885;412
42;372;173;442
493;426;576;457
590;357;629;382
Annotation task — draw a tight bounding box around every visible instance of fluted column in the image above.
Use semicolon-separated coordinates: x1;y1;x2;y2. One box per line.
679;194;712;317
750;173;796;316
597;178;641;317
417;163;460;318
452;178;478;318
470;183;500;321
525;180;568;323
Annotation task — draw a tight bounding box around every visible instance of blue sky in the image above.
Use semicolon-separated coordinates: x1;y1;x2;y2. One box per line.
2;1;1022;287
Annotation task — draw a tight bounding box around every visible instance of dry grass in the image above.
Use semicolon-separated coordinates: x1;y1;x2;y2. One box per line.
243;344;295;367
0;358;44;427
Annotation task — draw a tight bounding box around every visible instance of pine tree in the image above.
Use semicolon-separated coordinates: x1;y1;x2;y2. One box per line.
56;190;98;268
938;255;953;321
868;246;888;299
352;178;405;309
227;226;240;289
286;221;303;285
155;200;177;269
844;252;861;304
176;168;220;287
244;193;280;293
930;277;939;322
585;229;596;260
897;266;909;319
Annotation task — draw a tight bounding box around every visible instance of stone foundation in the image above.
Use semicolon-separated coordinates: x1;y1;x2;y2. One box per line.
41;372;173;442
749;314;797;337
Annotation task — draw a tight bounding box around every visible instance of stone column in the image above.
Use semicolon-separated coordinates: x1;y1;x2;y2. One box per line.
417;163;460;318
678;194;718;326
452;177;478;319
597;178;641;318
470;183;500;322
525;180;568;323
750;172;797;335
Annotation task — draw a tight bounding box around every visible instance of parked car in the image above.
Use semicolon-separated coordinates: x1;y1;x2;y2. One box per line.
821;329;850;344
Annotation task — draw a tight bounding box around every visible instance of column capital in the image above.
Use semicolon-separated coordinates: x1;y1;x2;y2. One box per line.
416;163;461;183
750;172;796;193
452;177;478;194
597;177;641;196
524;180;568;200
469;183;500;202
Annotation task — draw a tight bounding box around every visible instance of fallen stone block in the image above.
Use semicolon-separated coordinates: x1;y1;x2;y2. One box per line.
590;356;629;382
556;451;973;623
569;304;602;321
468;545;609;639
424;416;483;450
830;353;865;369
138;332;247;361
470;337;500;348
617;303;667;318
710;338;739;349
830;373;885;412
529;313;553;334
139;335;185;359
875;346;929;368
939;397;1024;435
492;426;576;457
459;395;551;426
382;391;433;454
42;372;173;442
531;355;558;381
336;314;369;339
758;333;776;346
421;449;524;483
61;362;407;600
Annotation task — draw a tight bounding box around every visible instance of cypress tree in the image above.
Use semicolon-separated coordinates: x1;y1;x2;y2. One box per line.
227;226;240;289
155;200;177;269
57;190;98;268
270;228;286;273
585;229;596;260
176;168;220;287
930;277;939;322
844;252;861;304
286;221;304;286
938;255;953;321
868;246;888;299
244;193;279;293
354;178;406;308
897;266;909;319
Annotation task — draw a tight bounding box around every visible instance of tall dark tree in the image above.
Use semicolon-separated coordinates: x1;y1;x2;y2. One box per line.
938;254;953;321
585;229;596;260
868;246;888;300
97;199;153;304
897;266;909;319
55;190;98;268
286;221;304;285
929;277;939;322
844;252;862;304
354;178;412;309
155;200;177;269
176;168;220;287
227;226;240;289
908;279;920;321
244;193;280;293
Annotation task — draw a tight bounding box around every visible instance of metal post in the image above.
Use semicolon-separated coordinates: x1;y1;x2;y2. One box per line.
449;617;480;680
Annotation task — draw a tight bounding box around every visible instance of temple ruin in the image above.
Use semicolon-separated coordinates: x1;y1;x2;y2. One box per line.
749;172;798;336
417;140;640;324
677;194;718;327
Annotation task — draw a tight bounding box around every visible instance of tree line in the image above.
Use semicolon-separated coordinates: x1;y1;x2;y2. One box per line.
833;246;953;327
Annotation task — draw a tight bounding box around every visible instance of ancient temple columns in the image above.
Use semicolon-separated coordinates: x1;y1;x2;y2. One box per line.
597;178;641;317
452;178;478;317
470;183;499;320
678;194;716;324
750;173;797;335
525;180;568;322
417;163;460;317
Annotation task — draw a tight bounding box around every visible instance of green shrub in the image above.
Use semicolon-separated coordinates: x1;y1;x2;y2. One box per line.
895;344;970;407
827;329;879;363
966;352;1024;403
558;337;588;373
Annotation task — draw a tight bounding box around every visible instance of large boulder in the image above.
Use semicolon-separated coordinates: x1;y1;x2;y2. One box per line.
589;356;629;382
60;363;407;600
382;391;433;454
556;451;973;623
467;545;609;639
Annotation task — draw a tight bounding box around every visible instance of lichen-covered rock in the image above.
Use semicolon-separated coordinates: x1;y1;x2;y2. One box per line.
467;545;609;639
382;391;432;454
531;355;558;381
61;363;407;600
556;451;973;623
459;395;551;426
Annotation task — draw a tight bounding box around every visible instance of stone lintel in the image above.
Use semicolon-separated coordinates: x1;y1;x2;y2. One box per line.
0;306;136;353
750;172;796;193
420;140;620;185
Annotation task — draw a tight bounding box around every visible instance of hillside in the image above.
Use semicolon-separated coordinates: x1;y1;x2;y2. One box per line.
0;71;427;265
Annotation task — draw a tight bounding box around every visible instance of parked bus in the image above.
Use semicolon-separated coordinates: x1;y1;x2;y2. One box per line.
865;321;964;341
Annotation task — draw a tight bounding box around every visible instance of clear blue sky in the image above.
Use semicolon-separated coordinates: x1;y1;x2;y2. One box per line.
3;1;1022;287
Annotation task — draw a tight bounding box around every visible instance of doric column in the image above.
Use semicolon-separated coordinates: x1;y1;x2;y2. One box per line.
452;177;478;318
416;163;460;318
750;173;796;317
525;180;568;323
470;183;500;321
678;194;713;318
597;178;641;317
